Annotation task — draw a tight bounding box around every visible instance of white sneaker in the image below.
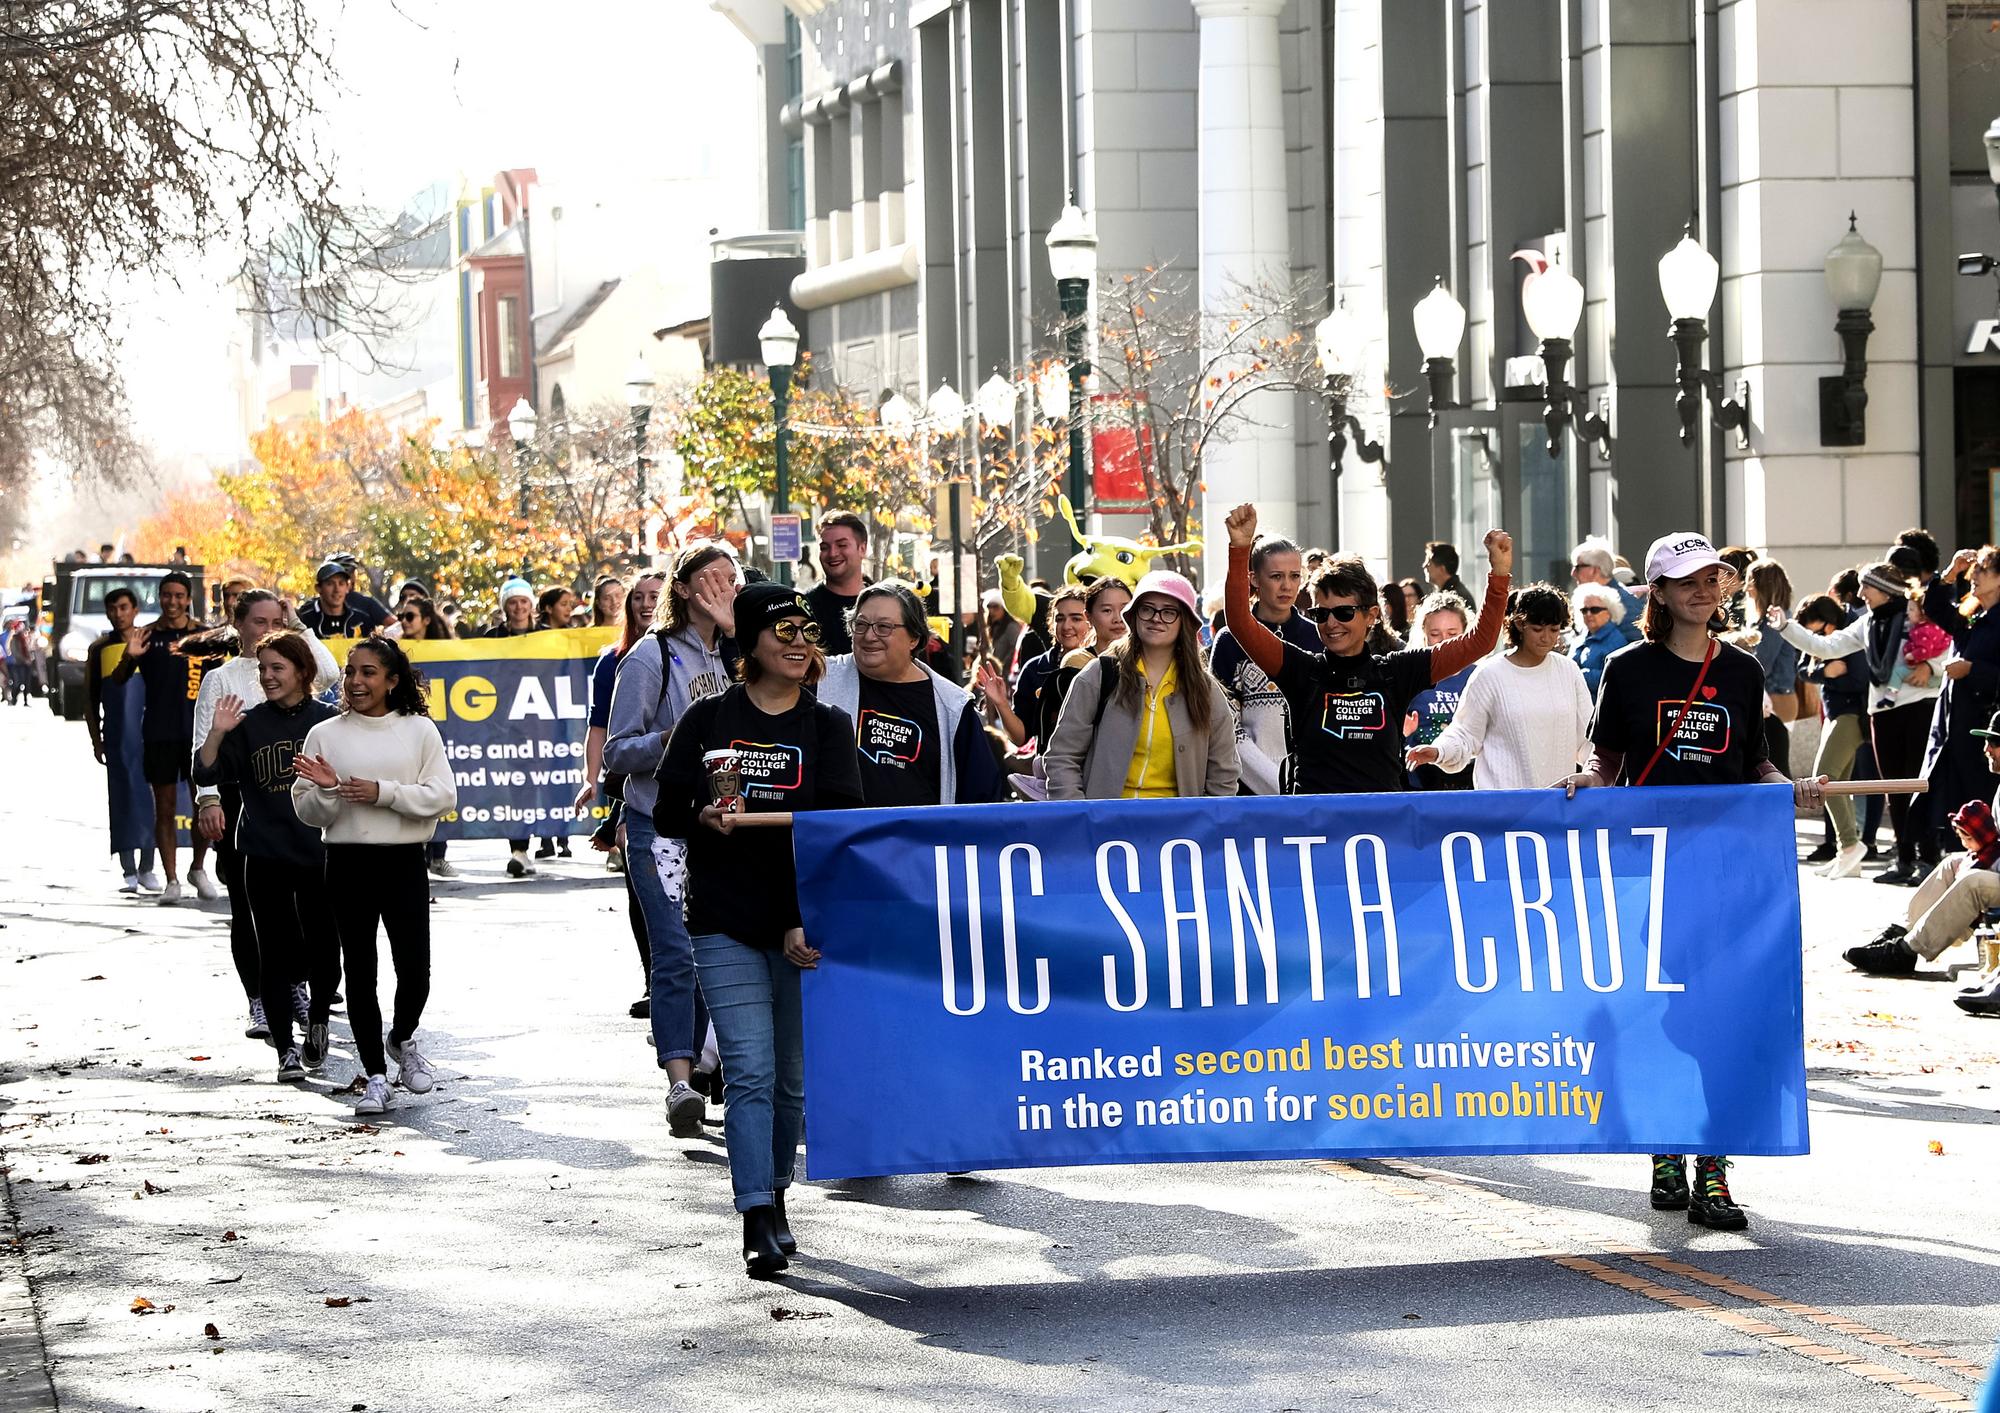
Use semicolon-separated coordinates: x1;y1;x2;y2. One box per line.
427;859;460;879
135;870;162;893
245;999;269;1041
387;1034;435;1094
666;1080;704;1137
1824;843;1868;880
355;1074;392;1114
119;874;140;894
156;880;182;905
188;867;220;901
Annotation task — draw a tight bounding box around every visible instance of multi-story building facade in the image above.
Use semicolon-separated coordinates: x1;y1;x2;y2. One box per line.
711;0;2000;594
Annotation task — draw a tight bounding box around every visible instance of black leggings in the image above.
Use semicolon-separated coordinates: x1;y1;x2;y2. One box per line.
1872;700;1938;869
1763;715;1791;780
243;854;341;1056
327;843;431;1076
216;790;259;1001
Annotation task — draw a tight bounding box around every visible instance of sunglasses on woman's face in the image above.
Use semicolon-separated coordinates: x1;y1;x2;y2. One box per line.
769;618;823;645
1303;604;1365;624
397;612;421;624
1580;606;1610;617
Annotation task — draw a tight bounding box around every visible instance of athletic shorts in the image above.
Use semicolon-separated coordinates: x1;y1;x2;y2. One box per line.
141;739;192;786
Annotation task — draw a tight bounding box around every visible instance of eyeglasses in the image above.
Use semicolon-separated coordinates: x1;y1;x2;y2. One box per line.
1579;606;1610;617
397;612;421;624
1302;604;1366;624
769;619;824;645
1132;603;1182;624
851;618;907;640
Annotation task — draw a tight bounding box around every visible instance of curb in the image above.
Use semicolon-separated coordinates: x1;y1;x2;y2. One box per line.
0;1157;58;1413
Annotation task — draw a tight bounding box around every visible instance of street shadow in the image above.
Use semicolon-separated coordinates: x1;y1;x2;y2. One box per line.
1805;1075;2000;1127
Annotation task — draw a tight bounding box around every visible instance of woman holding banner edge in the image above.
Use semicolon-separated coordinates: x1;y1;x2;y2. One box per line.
653;582;864;1278
1560;531;1827;1231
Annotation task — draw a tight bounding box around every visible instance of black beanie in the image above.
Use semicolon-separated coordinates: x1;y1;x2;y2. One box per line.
732;582;815;657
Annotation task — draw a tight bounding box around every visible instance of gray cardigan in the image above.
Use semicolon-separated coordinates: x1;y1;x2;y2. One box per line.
601;626;733;817
818;654;975;805
1042;655;1241;800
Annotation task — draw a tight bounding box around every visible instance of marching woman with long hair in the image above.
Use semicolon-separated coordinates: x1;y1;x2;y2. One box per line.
605;546;740;1134
654;583;863;1277
1407;583;1593;790
193;630;339;1081
1561;533;1826;1231
1044;570;1240;800
291;638;458;1115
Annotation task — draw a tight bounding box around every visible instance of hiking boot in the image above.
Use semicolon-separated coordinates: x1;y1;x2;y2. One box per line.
1844;928;1917;976
1688;1155;1748;1230
1649;1154;1690;1211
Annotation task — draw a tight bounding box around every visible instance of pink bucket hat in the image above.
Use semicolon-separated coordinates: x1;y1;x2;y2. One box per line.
1123;569;1200;623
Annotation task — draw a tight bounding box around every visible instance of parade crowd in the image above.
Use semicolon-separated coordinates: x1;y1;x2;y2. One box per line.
62;503;2000;1278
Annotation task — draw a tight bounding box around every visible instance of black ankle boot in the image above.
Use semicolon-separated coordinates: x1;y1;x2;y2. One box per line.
742;1205;788;1278
772;1190;797;1256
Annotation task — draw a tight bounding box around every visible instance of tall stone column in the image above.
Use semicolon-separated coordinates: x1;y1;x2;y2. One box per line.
1194;0;1292;588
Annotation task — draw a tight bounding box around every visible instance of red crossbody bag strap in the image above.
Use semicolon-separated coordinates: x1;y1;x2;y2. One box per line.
1631;639;1717;788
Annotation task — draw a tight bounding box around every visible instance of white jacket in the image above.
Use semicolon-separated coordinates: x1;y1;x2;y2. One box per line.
291;711;457;845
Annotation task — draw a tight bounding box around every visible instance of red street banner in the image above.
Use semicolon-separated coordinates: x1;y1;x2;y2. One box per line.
1092;393;1153;514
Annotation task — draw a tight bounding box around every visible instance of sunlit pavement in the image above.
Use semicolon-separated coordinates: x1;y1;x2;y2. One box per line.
0;703;1993;1412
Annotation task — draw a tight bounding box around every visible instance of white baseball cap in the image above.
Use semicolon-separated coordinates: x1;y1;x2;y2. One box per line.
1644;532;1725;583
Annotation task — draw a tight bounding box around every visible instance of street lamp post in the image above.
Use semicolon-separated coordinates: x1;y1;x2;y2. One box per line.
1519;257;1612;459
1819;214;1885;447
506;396;538;523
1314;300;1382;549
1985;117;2000;217
1657;228;1751;449
624;357;657;557
758;305;801;584
1410;276;1466;426
1045;200;1098;519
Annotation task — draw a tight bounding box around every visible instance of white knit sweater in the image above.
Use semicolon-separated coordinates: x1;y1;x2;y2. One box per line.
291;710;457;845
1431;651;1595;791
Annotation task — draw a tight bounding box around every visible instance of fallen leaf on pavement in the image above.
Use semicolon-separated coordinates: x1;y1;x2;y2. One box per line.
352;1123;379;1134
203;1323;221;1339
769;1307;829;1321
143;1180;166;1195
188;1056;209;1062
84;975;104;981
1928;1140;1945;1156
206;1274;242;1285
324;1296;352;1307
680;1339;697;1351
130;1297;155;1314
76;1154;109;1165
221;1231;238;1242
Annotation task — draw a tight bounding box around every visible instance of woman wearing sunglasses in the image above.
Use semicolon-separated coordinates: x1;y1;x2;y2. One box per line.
653;583;863;1278
394;597;449;643
1221;504;1511;794
1043;570;1239;800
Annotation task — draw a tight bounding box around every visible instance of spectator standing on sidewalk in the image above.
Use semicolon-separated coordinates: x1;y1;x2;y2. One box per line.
605;545;740;1135
1422;541;1477;611
85;587;158;893
194;630;339;1082
291;638;457;1115
654;582;864;1277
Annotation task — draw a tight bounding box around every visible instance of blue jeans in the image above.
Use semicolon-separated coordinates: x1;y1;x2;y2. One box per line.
690;932;803;1212
626;811;696;1066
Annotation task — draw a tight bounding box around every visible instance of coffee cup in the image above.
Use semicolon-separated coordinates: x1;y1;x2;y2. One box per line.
702;748;743;813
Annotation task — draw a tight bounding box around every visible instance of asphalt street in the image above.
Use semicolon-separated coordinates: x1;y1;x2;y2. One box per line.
0;702;1995;1412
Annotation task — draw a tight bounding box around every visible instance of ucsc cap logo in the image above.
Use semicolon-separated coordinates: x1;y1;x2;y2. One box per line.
1666;536;1713;556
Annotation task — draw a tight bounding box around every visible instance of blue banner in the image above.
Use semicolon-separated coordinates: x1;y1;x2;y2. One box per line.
793;785;1808;1178
331;629;616;841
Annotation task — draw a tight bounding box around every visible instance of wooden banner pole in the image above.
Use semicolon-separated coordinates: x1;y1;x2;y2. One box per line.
1815;778;1927;797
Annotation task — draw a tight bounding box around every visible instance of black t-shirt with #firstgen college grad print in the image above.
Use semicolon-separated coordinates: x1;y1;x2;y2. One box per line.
854;673;943;808
653;684;864;951
1587;638;1769;787
1270;642;1437;795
